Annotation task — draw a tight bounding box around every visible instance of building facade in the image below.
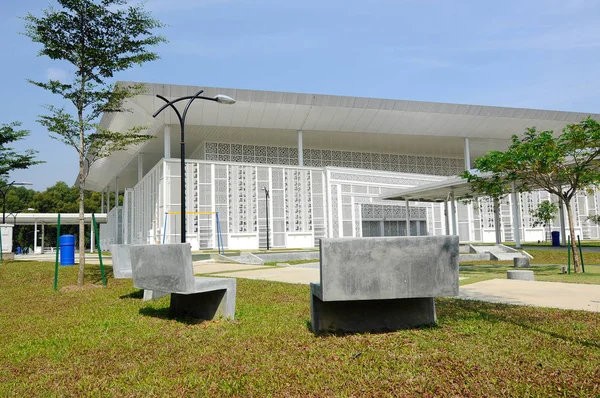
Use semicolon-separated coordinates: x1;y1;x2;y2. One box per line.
91;83;600;249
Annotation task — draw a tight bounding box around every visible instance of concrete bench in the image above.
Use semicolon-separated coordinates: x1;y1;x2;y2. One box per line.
130;243;236;320
111;244;167;300
111;244;133;279
310;236;459;333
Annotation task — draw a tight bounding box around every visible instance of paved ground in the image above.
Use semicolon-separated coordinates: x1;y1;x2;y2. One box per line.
459;279;600;312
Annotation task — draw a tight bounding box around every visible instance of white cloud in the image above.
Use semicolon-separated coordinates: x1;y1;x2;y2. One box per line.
45;68;70;83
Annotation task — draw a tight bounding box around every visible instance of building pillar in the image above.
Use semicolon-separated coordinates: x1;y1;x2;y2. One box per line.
41;223;45;252
559;198;567;246
106;187;110;213
101;191;105;213
511;184;522;248
115;177;119;207
444;200;450;235
115;177;119;244
450;191;458;236
34;220;38;254
90;221;94;253
464;137;471;170
164;125;171;159
493;197;502;244
297;130;304;167
405;199;411;236
138;153;144;182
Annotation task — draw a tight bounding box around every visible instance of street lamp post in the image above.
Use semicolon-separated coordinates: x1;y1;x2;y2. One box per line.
153;90;235;243
261;187;270;251
0;181;33;224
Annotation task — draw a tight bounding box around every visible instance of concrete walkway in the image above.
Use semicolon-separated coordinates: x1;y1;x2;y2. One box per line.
459;279;600;312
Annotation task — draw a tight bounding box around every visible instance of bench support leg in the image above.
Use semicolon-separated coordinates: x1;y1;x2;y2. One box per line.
142;289;169;301
170;289;235;320
310;295;436;333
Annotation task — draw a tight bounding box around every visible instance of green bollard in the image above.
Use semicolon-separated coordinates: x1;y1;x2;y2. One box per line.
54;214;61;291
577;235;585;273
92;213;106;286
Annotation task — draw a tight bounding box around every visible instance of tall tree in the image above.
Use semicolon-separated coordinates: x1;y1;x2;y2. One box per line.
24;0;165;285
462;118;600;273
0;122;42;178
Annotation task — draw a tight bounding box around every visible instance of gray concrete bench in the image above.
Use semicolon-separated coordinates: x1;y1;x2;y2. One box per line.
130;243;236;320
310;236;459;333
111;244;167;300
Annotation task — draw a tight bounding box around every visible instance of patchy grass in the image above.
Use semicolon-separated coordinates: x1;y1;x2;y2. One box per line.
1;260;599;397
461;249;600;266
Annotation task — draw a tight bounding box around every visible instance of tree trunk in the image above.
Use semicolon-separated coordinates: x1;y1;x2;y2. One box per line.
564;199;581;273
77;113;86;285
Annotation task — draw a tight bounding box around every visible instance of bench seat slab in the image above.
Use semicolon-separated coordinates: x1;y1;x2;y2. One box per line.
310;292;436;333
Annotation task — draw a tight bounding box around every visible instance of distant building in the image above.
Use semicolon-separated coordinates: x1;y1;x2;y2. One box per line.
88;82;600;249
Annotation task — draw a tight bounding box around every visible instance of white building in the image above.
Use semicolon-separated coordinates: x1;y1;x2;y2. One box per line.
87;82;600;249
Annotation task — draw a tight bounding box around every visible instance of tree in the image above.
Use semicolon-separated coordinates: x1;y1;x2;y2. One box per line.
0;122;42;177
531;200;558;241
462;118;600;273
24;0;165;285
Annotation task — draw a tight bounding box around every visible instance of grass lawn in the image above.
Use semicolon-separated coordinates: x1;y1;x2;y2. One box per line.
1;261;599;397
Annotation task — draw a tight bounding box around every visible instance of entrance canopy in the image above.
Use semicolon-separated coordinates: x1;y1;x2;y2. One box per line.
382;175;476;203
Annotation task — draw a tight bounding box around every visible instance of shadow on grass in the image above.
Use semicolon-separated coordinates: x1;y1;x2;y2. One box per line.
120;289;144;299
304;319;440;337
440;299;600;349
139;306;210;325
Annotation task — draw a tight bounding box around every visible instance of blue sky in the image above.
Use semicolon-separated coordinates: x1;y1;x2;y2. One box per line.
1;0;600;190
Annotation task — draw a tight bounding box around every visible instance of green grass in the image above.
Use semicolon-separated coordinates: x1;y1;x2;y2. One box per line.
1;261;600;397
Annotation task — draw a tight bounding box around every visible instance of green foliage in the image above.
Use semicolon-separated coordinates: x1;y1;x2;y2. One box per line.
0;122;43;178
531;200;559;228
23;0;165;175
461;118;600;272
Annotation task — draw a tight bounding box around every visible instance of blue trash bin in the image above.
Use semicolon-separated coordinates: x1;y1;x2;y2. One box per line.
551;231;560;247
16;246;21;255
59;235;76;266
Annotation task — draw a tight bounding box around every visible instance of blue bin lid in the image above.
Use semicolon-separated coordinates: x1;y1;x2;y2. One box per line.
59;235;76;244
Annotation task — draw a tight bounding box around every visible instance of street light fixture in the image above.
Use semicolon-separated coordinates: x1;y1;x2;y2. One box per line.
261;187;270;251
9;207;36;225
153;90;236;243
0;181;33;224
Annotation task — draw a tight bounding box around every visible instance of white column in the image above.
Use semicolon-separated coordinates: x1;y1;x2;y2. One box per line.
405;199;411;236
444;200;450;235
559;198;567;246
115;177;119;243
115;177;119;207
450;191;458;236
511;183;522;248
297;130;304;167
42;223;45;252
138;153;144;182
106;187;110;212
34;220;38;253
493;197;502;244
90;221;94;253
164;125;171;159
464;137;471;170
101;191;105;213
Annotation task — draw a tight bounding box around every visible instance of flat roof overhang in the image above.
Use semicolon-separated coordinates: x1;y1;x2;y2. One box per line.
381;176;478;202
86;82;600;192
2;213;107;225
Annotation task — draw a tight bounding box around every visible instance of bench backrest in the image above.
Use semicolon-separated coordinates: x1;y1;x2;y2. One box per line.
319;236;459;301
130;243;195;294
110;244;132;279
